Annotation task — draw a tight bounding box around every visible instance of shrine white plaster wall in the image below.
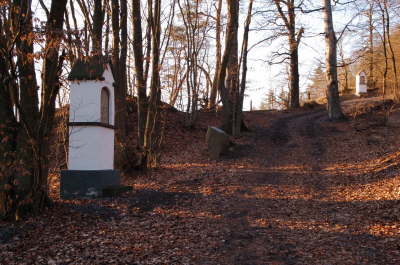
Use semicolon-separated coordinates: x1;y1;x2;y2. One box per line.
68;126;114;170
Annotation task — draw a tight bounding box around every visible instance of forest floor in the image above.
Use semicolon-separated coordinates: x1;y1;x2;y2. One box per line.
2;98;400;264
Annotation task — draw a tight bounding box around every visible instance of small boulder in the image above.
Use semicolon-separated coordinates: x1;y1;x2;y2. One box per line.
206;126;230;159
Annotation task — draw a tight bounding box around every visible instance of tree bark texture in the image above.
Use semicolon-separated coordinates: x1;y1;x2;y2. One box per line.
218;0;240;136
132;0;147;148
273;0;302;109
209;0;222;110
237;0;254;133
144;0;162;167
1;0;67;219
323;0;344;120
111;0;127;168
92;0;104;54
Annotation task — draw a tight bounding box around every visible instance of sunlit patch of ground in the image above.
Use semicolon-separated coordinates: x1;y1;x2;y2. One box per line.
4;102;400;264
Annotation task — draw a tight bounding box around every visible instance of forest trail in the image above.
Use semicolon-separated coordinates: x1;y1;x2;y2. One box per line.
203;105;400;264
3;103;400;264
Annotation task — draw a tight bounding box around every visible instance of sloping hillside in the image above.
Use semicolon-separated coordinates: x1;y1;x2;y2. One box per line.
3;99;400;264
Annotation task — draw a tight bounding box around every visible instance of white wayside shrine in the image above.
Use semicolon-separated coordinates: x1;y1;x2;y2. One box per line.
356;71;368;95
60;56;120;199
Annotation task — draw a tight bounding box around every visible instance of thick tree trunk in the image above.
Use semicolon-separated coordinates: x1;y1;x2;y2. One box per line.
12;0;39;129
225;1;239;135
288;36;300;108
323;0;344;120
144;0;162;168
11;0;41;217
92;0;104;54
288;0;300;109
39;0;68;201
132;0;147;148
111;0;127;168
2;0;67;220
218;0;239;136
0;42;19;219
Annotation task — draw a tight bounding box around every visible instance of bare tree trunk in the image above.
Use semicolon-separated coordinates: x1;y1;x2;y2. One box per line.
177;0;207;127
132;0;147;147
2;0;67;219
38;0;68;211
323;0;344;120
144;0;162;168
111;0;127;168
0;20;19;219
377;2;388;97
218;0;239;135
92;0;104;54
383;0;399;100
105;1;110;54
12;0;39;128
69;0;83;57
368;1;375;89
226;1;239;135
144;0;153;84
77;0;91;54
11;0;40;216
237;0;254;133
209;0;222;110
273;0;302;109
64;9;75;63
288;34;300;108
169;69;187;106
120;0;128;89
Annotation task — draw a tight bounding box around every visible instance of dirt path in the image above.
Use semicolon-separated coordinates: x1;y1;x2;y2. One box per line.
214;108;400;264
2;107;400;264
199;107;400;264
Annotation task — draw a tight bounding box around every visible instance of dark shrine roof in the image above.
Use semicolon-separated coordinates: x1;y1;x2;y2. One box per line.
68;56;111;81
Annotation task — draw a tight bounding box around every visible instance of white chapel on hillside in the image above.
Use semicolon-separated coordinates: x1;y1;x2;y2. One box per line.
68;56;115;170
61;56;119;199
356;71;368;95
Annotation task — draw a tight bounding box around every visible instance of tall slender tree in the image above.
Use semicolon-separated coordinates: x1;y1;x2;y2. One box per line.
111;0;128;167
144;0;163;167
132;0;147;148
209;0;223;110
236;0;254;134
92;0;105;54
273;0;304;109
323;0;344;120
218;0;240;135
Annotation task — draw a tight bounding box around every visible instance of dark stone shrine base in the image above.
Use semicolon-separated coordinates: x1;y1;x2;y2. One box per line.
60;170;120;199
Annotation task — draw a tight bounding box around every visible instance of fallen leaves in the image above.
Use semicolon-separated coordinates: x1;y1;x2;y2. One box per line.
2;104;400;264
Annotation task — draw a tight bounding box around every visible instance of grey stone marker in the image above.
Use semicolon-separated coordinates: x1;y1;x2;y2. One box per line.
206;126;230;160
